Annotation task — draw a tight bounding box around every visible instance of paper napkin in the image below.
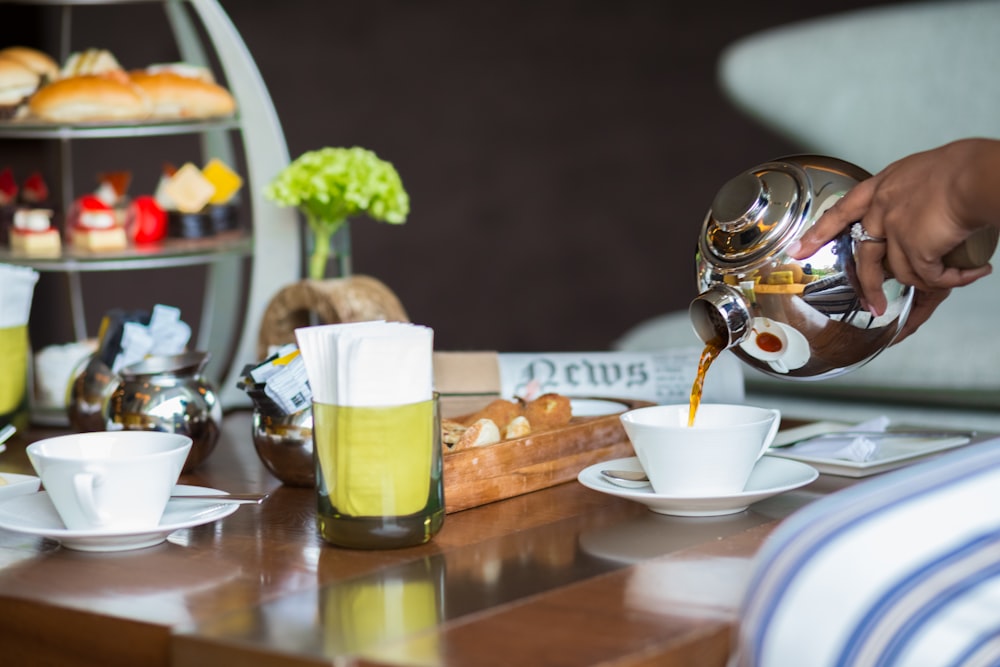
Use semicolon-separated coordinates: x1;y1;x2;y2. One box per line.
295;321;433;407
0;264;39;328
784;416;890;462
294;321;435;517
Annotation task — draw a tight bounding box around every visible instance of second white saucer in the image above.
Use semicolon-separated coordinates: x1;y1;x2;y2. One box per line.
578;456;819;517
0;484;240;552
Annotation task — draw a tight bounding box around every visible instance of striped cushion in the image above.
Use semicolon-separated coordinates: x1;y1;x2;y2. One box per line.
733;437;1000;666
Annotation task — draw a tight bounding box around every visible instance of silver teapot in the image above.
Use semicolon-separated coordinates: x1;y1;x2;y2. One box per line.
690;155;998;380
105;351;222;472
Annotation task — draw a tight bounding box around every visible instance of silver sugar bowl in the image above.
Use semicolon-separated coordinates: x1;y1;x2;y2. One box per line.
105;351;222;472
252;406;314;487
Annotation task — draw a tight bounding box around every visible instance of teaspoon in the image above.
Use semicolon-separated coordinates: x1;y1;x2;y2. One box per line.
600;469;650;489
170;492;269;505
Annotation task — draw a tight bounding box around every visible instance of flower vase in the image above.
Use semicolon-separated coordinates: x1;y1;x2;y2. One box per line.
304;220;353;281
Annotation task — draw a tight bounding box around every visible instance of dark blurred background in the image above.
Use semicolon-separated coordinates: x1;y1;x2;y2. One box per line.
1;0;905;362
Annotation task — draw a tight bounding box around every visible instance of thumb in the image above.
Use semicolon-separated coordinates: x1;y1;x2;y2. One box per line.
788;180;877;259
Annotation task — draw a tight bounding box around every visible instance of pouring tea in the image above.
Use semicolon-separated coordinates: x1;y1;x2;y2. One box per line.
688;155;998;383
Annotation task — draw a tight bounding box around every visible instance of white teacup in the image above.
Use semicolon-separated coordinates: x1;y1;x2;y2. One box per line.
620;403;780;496
26;431;192;531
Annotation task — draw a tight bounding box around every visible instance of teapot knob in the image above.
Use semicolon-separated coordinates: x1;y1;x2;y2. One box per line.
710;172;768;232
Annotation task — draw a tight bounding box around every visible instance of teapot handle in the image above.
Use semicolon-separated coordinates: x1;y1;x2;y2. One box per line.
943;227;1000;269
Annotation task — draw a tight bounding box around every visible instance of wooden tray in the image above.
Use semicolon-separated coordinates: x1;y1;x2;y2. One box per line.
442;397;652;513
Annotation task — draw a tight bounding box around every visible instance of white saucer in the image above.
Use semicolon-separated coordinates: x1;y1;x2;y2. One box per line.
577;456;819;517
570;398;631;416
0;484;240;552
0;473;41;501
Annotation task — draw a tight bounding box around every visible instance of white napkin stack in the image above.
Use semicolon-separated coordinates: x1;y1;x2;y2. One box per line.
0;264;39;328
786;416;890;462
294;321;434;407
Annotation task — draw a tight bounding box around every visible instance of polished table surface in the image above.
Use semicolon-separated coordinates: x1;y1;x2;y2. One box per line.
0;410;852;667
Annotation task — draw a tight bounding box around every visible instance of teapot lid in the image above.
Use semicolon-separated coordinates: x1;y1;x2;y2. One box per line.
700;161;811;268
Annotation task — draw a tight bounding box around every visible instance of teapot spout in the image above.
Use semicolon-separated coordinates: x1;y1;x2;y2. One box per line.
689;285;752;350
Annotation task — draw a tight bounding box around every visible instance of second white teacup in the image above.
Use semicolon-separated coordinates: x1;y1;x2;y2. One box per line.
26;431;192;531
620;403;780;496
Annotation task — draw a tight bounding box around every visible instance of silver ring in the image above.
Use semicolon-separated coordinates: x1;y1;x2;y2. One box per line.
850;222;886;243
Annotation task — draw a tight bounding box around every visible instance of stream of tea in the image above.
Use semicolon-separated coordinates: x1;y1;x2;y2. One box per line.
687;338;724;427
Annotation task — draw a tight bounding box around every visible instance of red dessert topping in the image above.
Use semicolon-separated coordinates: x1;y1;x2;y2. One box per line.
22;171;49;204
0;168;17;205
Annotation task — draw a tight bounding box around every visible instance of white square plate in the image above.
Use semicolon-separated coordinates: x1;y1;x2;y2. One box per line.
769;432;974;477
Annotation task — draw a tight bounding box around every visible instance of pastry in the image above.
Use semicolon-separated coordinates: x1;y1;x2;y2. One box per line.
0;57;39;119
504;415;532;439
129;70;236;119
523;393;573;431
60;48;127;81
457;397;523;429
0;46;59;83
455;418;501;449
70;195;127;251
28;75;149;122
128;195;167;244
0;168;17;206
10;208;60;256
94;170;131;225
202;158;243;205
163;162;215;213
21;172;48;204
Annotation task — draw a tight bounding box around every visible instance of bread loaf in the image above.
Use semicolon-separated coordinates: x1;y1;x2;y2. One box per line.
129;71;236;119
0;46;58;82
28;75;149;122
0;57;39;116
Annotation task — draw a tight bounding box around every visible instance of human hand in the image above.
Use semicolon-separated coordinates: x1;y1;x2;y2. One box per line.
788;140;997;320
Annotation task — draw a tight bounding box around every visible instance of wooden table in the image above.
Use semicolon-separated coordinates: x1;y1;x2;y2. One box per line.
0;410;848;667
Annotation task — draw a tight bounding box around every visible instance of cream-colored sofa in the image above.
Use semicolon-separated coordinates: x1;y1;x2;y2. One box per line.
617;0;1000;431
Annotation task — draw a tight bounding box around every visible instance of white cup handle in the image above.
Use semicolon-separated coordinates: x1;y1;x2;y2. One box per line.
73;468;110;527
756;409;782;460
769;358;789;374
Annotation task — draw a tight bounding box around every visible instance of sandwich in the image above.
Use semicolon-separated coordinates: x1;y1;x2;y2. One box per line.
0;46;59;84
0;57;39;119
129;69;236;119
28;74;150;122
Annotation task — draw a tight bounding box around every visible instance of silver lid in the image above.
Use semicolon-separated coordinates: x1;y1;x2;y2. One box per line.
700;161;808;268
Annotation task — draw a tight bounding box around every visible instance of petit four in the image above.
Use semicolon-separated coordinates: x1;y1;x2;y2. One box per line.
10;208;60;255
70;195;127;251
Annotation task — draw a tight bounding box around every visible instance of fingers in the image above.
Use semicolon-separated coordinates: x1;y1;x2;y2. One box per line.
788;178;878;259
886;249;991;292
855;239;889;316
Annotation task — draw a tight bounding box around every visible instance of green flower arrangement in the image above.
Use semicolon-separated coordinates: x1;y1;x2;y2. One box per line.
264;146;410;280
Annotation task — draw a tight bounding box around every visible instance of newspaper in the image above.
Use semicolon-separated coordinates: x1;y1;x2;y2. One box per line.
496;348;745;405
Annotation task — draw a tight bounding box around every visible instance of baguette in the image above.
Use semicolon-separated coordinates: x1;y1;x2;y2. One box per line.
129;70;236;119
29;75;149;122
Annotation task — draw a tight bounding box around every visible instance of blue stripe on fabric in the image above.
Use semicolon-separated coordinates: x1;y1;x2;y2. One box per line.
740;438;1000;667
950;626;1000;667
835;531;1000;666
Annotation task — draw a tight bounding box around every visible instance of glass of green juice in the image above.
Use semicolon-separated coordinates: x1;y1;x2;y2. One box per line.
313;393;445;549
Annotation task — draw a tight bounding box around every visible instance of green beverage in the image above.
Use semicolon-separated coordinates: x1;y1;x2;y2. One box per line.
321;556;443;662
314;396;445;549
0;324;29;431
